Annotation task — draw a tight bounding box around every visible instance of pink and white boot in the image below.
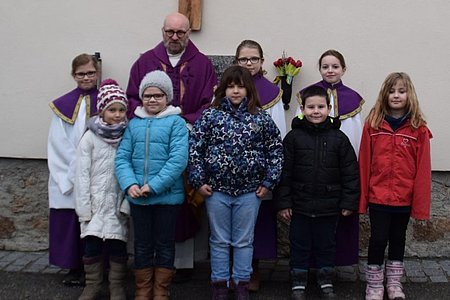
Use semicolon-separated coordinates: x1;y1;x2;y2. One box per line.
385;260;405;300
365;265;384;300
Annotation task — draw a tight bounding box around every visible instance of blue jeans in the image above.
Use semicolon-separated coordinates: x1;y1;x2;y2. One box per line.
130;203;181;269
206;191;261;283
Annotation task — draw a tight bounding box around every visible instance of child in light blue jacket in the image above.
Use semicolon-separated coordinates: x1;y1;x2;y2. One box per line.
115;70;188;299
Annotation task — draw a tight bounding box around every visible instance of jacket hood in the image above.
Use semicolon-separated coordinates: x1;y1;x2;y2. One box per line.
134;105;182;119
291;114;341;131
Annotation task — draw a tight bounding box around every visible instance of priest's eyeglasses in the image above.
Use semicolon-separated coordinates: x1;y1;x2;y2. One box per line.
237;57;261;65
74;71;97;79
164;30;187;38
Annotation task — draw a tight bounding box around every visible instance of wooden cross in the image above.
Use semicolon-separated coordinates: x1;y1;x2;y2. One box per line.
179;0;202;31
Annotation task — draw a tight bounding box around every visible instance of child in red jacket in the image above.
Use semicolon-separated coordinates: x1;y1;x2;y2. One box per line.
359;72;432;300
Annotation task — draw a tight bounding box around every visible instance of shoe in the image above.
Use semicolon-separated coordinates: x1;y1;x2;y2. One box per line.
62;268;85;286
365;265;384;300
78;258;103;300
154;267;175;299
211;281;229;300
290;269;308;300
172;268;193;283
248;260;260;292
385;261;405;300
320;285;337;298
234;281;250;300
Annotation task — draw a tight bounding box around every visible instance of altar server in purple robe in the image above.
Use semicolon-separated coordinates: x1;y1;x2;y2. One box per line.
47;53;100;286
126;12;217;282
234;39;286;292
298;49;365;267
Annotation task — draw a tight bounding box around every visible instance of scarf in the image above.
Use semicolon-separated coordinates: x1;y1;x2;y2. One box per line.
87;115;128;146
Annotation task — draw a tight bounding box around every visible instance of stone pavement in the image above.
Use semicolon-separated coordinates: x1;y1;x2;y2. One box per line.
0;250;449;284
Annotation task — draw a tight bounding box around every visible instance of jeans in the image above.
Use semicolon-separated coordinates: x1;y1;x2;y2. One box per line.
368;208;410;265
84;236;127;259
206;191;261;283
290;213;338;270
130;203;181;269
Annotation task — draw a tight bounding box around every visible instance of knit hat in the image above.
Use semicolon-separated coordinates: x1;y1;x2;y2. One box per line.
139;70;173;102
97;79;128;113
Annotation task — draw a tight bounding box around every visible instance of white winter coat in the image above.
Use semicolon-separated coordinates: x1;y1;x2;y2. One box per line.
75;130;129;242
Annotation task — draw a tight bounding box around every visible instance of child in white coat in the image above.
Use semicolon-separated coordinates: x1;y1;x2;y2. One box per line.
75;79;130;300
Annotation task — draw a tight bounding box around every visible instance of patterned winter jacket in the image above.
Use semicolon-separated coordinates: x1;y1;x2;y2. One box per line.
188;97;283;196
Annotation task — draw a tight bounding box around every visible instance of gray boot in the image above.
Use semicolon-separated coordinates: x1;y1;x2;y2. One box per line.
109;257;128;300
317;267;336;298
290;269;308;300
78;256;103;300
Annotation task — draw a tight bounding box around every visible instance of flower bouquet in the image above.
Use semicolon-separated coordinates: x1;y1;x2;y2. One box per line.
273;51;302;110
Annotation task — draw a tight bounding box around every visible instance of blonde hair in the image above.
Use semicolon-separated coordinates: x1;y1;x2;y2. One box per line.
366;72;426;129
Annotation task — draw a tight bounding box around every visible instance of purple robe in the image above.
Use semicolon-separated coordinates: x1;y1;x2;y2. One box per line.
49;87;98;124
126;41;218;124
252;74;282;259
48;88;97;269
300;80;363;120
253;73;282;109
300;80;363;266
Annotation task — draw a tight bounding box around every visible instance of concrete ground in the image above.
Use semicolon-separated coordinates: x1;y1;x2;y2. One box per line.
1;250;450;299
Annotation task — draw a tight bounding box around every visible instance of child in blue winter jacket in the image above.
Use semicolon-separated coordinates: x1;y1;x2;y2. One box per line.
115;70;188;299
189;65;283;299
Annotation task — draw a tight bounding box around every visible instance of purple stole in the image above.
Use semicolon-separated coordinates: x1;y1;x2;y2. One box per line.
49;87;98;124
300;80;364;120
253;73;282;109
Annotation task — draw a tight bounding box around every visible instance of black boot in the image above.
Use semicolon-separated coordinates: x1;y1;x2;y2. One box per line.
211;281;229;300
317;267;336;298
290;269;308;300
234;280;250;300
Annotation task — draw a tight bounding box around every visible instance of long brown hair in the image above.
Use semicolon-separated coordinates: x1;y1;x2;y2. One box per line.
212;66;261;114
367;72;426;129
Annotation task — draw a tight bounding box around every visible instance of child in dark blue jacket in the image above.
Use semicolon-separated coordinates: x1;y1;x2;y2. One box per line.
189;66;283;299
277;85;360;299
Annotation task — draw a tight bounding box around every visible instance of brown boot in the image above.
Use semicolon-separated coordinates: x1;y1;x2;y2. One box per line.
153;268;175;300
79;256;103;300
109;257;128;300
134;268;154;300
248;259;260;292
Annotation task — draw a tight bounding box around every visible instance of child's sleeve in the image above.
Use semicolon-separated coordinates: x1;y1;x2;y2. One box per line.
188;112;210;189
358;123;372;214
147;117;189;194
262;115;284;190
115;126;138;193
338;134;360;211
411;127;433;220
275;132;294;211
74;132;93;221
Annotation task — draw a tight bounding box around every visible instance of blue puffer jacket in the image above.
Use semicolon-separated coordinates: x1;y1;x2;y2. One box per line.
115;105;188;205
189;97;283;196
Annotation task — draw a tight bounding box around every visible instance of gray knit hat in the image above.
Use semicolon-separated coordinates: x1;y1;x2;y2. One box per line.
139;70;173;102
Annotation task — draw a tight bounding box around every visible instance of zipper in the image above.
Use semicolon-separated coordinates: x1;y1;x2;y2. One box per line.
143;121;150;185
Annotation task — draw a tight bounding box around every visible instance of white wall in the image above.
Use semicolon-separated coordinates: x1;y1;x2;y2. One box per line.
0;0;448;170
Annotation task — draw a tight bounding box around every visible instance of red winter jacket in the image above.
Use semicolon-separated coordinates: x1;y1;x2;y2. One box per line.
358;119;432;220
